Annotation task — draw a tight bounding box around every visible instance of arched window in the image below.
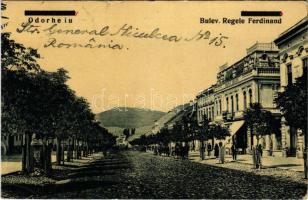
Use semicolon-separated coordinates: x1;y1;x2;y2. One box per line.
226;97;229;113
235;94;239;111
249;89;252;107
231;96;234;114
297;46;304;55
243;91;247;110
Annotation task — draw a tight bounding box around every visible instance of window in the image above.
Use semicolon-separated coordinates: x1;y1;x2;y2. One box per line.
235;94;239;111
216;101;218;115
249;89;252;107
287;64;292;86
226;97;229;112
231;96;234;114
243;91;247;110
208;108;211;121
219;99;222;114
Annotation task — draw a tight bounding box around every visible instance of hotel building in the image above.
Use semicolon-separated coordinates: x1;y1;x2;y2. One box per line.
196;42;282;156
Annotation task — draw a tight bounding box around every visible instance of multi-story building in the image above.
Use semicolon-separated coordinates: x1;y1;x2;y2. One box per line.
196;42;282;156
196;85;216;123
274;16;308;158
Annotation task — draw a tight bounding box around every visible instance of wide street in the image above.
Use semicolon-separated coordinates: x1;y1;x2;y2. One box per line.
1;151;307;199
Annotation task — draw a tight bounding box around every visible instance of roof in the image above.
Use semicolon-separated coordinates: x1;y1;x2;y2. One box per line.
274;16;308;46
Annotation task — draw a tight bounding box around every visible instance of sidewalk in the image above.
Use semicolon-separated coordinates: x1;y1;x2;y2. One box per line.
189;151;304;172
1;152;104;175
1;154;56;175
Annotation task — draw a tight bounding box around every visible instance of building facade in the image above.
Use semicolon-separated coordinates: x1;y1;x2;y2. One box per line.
274;17;308;158
196;42;282;156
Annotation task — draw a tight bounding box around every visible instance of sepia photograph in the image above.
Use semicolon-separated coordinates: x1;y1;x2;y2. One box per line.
1;1;307;199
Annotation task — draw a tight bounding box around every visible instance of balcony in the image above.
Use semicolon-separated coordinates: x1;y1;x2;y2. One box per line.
215;67;280;92
256;67;280;75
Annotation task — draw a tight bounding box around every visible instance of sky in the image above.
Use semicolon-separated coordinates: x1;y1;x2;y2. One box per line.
3;1;307;113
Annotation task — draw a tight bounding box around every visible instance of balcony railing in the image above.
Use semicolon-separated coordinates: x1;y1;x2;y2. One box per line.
256;67;280;75
216;67;280;91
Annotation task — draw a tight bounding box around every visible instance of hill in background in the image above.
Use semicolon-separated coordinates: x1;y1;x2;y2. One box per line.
96;107;165;139
96;107;165;129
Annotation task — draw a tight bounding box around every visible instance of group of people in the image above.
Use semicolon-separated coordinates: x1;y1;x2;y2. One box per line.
152;141;264;169
153;142;190;159
215;142;226;164
200;142;228;164
199;142;246;164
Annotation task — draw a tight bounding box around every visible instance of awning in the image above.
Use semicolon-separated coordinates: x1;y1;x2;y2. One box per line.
228;120;245;137
224;120;245;147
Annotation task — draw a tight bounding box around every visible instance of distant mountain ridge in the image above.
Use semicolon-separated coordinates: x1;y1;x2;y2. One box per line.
96;107;165;129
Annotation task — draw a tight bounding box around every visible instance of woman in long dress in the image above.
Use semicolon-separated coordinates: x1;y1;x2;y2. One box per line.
218;142;225;164
214;143;219;158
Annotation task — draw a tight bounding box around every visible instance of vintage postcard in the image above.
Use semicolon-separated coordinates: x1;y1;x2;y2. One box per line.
1;0;307;199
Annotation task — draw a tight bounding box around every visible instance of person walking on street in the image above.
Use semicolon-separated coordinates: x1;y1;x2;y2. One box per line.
256;144;263;169
214;143;219;158
231;143;237;161
207;143;212;157
200;142;205;160
218;142;225;164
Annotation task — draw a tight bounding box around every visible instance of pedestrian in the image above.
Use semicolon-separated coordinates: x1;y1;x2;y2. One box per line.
200;142;205;160
231;143;237;161
252;145;256;168
175;143;180;158
184;143;189;159
154;145;158;155
257;144;263;157
256;144;263;169
214;143;219;158
207;143;212;157
218;142;225;164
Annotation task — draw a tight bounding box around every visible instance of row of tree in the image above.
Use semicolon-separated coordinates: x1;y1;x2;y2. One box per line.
130;102;281;153
2;32;116;175
130;67;307;177
130;115;230;147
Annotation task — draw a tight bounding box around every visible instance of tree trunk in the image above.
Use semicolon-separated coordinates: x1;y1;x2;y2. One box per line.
56;137;61;165
61;141;65;165
25;132;33;173
42;136;48;173
73;139;77;160
21;133;26;172
82;141;86;157
304;128;307;179
67;138;71;162
77;140;81;159
86;141;89;157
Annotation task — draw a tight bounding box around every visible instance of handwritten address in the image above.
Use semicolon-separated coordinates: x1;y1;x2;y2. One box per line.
16;21;229;50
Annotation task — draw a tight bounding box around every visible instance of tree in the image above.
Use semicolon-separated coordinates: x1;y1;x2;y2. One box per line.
209;123;230;140
193;114;210;160
2;31;115;174
196;115;210;142
2;32;43;173
243;103;276;145
275;69;307;178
